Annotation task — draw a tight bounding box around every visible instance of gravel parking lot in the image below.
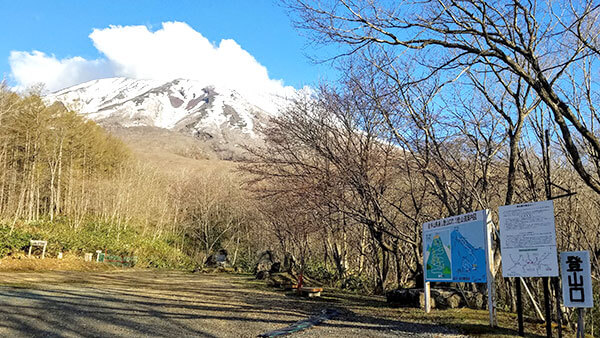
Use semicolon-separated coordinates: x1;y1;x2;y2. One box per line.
0;271;465;337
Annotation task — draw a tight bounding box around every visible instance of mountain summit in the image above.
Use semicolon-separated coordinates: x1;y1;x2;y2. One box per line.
47;77;282;137
45;77;291;160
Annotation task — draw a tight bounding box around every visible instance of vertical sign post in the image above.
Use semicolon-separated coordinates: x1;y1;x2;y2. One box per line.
422;210;495;326
499;200;559;337
560;251;593;338
485;212;496;326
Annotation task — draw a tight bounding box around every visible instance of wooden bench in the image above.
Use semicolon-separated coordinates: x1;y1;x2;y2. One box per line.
300;287;323;297
282;283;298;290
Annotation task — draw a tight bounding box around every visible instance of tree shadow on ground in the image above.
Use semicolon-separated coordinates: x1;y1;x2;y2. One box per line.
0;271;548;337
240;279;547;338
0;272;306;337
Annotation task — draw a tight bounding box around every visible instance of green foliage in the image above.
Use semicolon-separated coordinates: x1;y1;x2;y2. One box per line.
24;219;137;255
304;260;337;285
340;274;370;293
133;239;195;270
303;260;371;293
0;226;33;258
0;219;196;270
232;253;254;273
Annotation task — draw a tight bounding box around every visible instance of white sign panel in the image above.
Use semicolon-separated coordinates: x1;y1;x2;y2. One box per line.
499;200;559;277
560;251;594;308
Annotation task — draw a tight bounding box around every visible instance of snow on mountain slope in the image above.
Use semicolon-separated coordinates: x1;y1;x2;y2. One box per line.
45;77;287;143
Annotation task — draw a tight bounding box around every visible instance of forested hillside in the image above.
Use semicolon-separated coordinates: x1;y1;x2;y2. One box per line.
3;1;600;336
3;0;600;326
0;85;263;269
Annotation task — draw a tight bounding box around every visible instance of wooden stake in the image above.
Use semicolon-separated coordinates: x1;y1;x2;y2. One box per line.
576;308;585;338
553;277;563;338
516;278;524;336
544;277;552;337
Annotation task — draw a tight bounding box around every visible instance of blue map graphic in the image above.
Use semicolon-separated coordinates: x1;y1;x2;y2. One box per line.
424;220;487;283
450;227;487;282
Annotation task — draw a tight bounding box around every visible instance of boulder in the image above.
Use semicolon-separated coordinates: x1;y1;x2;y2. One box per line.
431;289;465;309
254;250;276;275
463;290;486;309
256;270;270;280
205;249;229;268
386;288;435;308
282;252;297;273
386;287;483;309
215;249;228;266
270;262;281;273
266;272;297;289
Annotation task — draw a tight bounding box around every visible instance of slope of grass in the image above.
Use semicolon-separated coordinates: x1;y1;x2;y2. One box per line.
0;220;195;270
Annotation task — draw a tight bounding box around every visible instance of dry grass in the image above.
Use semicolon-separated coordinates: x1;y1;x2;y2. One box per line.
240;276;570;337
313;288;574;338
0;253;120;272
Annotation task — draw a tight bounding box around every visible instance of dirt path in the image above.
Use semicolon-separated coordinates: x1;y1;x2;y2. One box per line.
0;271;464;337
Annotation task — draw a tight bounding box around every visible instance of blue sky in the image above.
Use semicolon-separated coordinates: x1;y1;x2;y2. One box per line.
0;0;333;91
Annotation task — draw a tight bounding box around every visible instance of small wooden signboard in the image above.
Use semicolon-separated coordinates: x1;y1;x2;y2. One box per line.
28;240;47;259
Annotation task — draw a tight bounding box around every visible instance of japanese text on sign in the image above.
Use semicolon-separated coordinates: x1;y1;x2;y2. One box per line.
499;200;559;277
560;251;594;308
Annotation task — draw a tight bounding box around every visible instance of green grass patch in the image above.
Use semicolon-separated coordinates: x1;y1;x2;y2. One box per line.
0;219;196;270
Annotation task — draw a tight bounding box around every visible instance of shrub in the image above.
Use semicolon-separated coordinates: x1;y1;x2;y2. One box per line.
0;226;33;258
134;239;196;270
232;253;254;273
304;260;337;285
341;274;370;293
1;219;204;271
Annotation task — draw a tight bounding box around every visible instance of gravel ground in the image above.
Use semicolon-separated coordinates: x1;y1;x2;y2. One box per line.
0;271;466;337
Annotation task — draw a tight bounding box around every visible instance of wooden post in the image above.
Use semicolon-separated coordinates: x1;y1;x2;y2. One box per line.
544;277;553;337
516;278;524;336
543;130;553;338
41;242;46;259
576;308;585;338
553;277;563;338
28;244;32;258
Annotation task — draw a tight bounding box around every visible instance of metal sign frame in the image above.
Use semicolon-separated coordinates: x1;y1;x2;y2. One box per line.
422;209;496;326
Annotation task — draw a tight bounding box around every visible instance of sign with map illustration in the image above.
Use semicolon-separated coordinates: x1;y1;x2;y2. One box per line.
422;210;491;283
499;200;559;277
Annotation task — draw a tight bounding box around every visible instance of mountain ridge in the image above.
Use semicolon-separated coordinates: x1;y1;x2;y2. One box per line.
45;77;289;160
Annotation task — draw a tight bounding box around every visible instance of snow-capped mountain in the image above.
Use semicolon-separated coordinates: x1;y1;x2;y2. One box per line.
46;77;285;144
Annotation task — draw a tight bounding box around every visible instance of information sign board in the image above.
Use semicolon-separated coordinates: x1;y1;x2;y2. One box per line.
422;210;490;283
560;251;594;308
499;200;559;277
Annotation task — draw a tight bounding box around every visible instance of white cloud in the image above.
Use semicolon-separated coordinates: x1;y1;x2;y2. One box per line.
9;51;112;92
9;22;297;102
